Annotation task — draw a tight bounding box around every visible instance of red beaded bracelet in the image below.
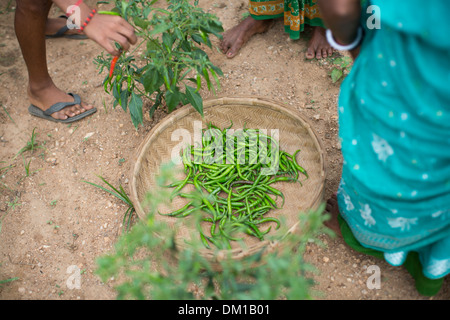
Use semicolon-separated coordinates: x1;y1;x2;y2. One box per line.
79;8;97;32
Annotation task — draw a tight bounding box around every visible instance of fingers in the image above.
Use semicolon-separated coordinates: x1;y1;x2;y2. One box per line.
119;19;138;45
103;41;122;56
84;15;137;56
105;18;135;55
113;20;138;51
112;18;137;50
112;33;131;52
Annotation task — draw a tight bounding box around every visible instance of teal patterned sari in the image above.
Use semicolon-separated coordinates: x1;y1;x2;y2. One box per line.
337;0;450;294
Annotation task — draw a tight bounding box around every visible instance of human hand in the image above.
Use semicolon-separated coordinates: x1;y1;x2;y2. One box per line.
83;13;137;56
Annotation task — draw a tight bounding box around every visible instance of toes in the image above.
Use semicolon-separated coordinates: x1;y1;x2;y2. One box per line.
219;40;229;54
63;101;95;119
66;108;77;117
328;47;334;57
68;106;80;116
75;104;86;113
219;38;231;56
54;111;69;120
220;34;234;54
305;48;315;60
315;50;322;59
62;105;81;118
82;102;94;111
226;49;237;59
225;41;242;59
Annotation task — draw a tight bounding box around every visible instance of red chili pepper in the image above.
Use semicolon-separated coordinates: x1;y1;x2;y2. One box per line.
109;55;119;79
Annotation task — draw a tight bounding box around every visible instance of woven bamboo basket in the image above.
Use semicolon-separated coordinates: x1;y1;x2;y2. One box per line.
130;96;326;267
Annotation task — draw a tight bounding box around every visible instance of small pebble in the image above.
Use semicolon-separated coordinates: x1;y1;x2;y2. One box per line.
84;132;95;140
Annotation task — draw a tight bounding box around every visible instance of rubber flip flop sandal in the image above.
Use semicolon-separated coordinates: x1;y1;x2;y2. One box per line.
45;15;88;40
28;93;97;123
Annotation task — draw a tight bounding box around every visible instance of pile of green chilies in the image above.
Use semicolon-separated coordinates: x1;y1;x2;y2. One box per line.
162;122;308;249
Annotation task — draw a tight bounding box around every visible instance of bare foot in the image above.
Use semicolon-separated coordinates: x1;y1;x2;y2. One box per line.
306;26;334;60
325;194;342;237
45;17;83;37
28;82;94;121
220;16;274;59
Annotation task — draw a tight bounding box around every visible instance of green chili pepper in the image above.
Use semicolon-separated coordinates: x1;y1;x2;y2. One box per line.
254;217;281;230
127;75;132;92
160;123;308;249
170;167;192;199
292;149;308;178
98;10;121;16
159;201;193;217
200;232;211;249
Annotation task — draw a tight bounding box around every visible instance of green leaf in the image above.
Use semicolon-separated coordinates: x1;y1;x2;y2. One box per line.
209;67;221;91
180;40;192;52
174;28;184;41
342;56;353;68
331;68;343;83
162;32;175;50
141;66;163;94
146;39;161;53
82;179;130;206
150;92;163;118
129;92;143;128
191;33;201;45
202;67;211;91
200;24;222;42
185;85;203;117
207;19;224;35
121;1;129;20
192;48;207;60
112;80;121;108
210;64;223;77
133;16;150;30
120;89;129;112
165;89;181;113
149;23;171;36
333;57;343;66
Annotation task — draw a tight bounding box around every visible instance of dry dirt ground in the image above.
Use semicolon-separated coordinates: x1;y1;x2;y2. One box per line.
0;0;448;300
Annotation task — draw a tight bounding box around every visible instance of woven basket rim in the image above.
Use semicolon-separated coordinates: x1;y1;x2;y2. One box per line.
129;96;327;261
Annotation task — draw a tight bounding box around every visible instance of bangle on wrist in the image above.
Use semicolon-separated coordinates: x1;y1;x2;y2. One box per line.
326;27;363;51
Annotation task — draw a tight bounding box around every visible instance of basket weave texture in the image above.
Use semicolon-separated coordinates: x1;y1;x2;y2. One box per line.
130;97;326;263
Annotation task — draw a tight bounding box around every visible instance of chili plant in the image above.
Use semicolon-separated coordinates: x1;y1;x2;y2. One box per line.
94;0;224;128
95;163;332;300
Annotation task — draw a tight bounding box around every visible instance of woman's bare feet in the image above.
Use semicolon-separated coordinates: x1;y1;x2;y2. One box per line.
325;194;342;237
28;82;94;120
220;16;274;59
306;26;334;60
